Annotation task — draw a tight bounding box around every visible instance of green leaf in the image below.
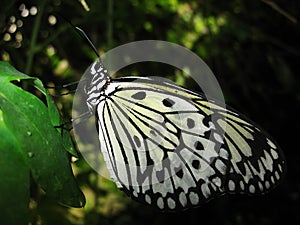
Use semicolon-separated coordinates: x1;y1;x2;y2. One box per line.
0;109;30;225
45;87;78;157
0;62;77;156
0;62;85;221
0;61;29;77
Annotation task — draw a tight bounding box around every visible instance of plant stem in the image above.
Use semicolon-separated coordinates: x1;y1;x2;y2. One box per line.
107;0;113;49
25;1;47;75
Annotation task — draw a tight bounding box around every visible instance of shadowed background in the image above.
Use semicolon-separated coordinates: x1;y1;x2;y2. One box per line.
1;0;299;224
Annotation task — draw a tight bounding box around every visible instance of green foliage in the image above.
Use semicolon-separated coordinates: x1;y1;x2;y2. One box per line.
0;109;29;225
0;62;85;225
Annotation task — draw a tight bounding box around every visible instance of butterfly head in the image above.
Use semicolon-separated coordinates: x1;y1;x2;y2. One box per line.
85;59;110;114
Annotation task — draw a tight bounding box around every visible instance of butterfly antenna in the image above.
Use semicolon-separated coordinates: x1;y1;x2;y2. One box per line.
54;12;100;59
75;27;100;59
46;81;80;89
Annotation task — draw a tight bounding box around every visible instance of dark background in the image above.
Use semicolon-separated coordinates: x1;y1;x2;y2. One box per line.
1;0;299;224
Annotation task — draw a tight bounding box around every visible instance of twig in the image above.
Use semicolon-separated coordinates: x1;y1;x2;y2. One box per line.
261;0;297;23
78;0;90;11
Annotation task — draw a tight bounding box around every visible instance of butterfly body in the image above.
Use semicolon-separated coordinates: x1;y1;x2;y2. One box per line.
83;60;286;211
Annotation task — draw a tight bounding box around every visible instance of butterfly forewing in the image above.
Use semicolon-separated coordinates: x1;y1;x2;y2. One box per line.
92;76;285;211
217;109;286;195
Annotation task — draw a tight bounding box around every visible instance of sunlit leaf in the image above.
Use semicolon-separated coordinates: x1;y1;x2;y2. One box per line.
0;62;85;223
0;109;29;225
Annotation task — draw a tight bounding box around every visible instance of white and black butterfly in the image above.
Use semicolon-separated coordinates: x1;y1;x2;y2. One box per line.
78;57;286;211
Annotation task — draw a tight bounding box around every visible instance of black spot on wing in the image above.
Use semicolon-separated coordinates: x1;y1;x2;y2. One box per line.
162;98;175;107
187;118;195;128
194;141;204;151
192;160;200;169
131;91;146;100
176;169;184;178
133;135;141;148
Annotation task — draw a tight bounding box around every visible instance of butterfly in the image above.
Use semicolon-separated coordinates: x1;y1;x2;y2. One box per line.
75;56;286;211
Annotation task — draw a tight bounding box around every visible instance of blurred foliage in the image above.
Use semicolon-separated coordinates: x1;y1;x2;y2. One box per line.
0;0;299;224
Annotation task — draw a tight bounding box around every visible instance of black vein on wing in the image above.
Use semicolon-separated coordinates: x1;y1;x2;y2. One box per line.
103;97;135;187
